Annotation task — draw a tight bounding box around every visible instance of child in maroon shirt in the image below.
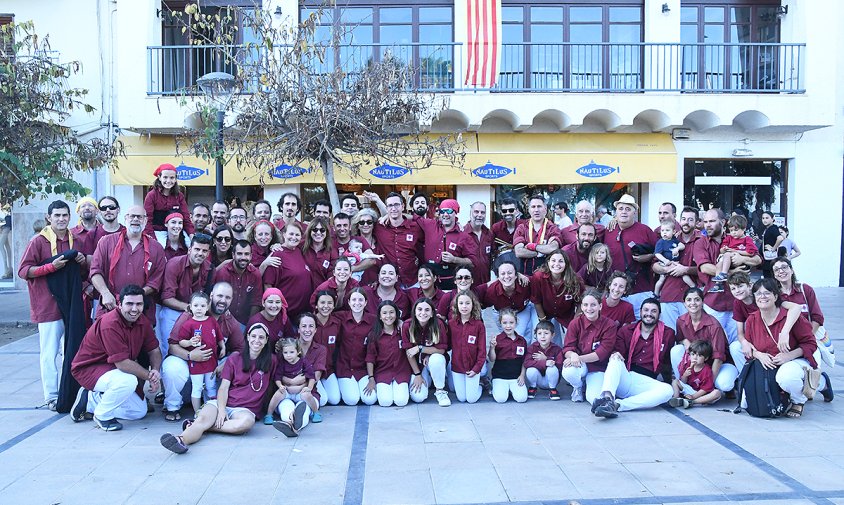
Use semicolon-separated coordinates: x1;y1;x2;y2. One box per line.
523;320;564;400
488;308;528;403
712;215;758;286
447;291;487;404
176;292;225;416
268;338;317;437
670;339;720;408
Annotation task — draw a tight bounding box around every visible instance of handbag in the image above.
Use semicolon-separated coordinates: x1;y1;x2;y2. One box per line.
802;367;821;400
763;249;777;261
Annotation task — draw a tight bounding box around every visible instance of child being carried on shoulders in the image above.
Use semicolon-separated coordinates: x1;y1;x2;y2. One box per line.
711;215;758;292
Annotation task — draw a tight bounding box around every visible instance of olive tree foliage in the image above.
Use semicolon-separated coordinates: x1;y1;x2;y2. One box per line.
0;21;121;206
169;2;464;211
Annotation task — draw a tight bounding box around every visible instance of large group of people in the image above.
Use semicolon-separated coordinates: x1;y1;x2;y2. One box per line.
18;163;833;455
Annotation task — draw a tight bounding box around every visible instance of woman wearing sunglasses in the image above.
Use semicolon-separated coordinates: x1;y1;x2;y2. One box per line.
210;225;234;267
352;208;381;285
302;217;337;288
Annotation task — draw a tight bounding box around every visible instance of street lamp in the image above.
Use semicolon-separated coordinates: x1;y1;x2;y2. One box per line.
197;71;236;202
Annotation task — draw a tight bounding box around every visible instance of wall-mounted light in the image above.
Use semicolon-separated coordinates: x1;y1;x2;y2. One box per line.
776;5;788;19
732;148;754;157
672;128;691;140
662;3;670;14
274;6;283;17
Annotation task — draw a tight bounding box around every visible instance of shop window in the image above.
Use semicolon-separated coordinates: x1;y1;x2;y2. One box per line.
493;183;632;222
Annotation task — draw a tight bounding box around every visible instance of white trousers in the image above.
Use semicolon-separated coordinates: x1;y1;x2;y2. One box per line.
190;372;217;399
410;353;448;403
339;376;377;406
703;305;738;344
155;306;182;359
451;372;482;403
89;369;147;421
278;398;311;429
670;343;739;392
491;378;528;403
161;355;190;411
525;367;560;389
561;365;605;404
376;381;410;407
777;358;826;404
491;303;536;343
659;302;686;332
37;319;64;402
624;291;655;320
601;359;673;411
318;374;341;406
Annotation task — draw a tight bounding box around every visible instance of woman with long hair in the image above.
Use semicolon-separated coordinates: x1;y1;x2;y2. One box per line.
302;217;337;288
263;223;314;318
247;220;282;273
311;257;359;311
312;290;342;406
363;263;411;318
144;163;193;236
365;300;411;407
336;288;378;406
406;264;445;308
561;289;618;404
352;208;381;285
402;297;450;406
530;249;583;345
161;213;189;261
210;225;234;267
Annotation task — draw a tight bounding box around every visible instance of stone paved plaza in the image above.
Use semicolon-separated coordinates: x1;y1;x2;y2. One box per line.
1;289;843;505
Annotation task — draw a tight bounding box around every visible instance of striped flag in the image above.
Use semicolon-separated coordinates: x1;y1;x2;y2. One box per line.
463;0;501;88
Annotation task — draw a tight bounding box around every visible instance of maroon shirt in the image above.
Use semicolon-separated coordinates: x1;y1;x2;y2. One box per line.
303;341;328;378
303;245;338;288
660;232;700;303
219;352;277;417
373;218;421;286
679;356;715;393
143;187;194;234
480;280;531;312
71;309;158;390
463;223;494;285
448;318;487;375
605;222;658;295
732;298;757;324
562;315;618;373
406;287;446;310
745;307;818;369
675;312;728;363
335;235;372;259
490;219;526;258
562;242;590;276
601;298;636;326
692;234;735;311
513;220;562;273
559;222;606;246
91;223;125;246
577;265;612;292
781;283;824;326
19;233;71;322
246;311;291;351
437;284;488;321
262;246;314;317
170;310;245;355
162;242;188;262
615;321;676;377
492;332;528;360
249;243;271;269
212;262;263;325
89;232;166;315
161;255;212;304
175;317;223;375
522;341;564;372
274;357;316;382
311;277;360;311
314;314;342;377
400;319;450;369
335;311;376;380
366;329;412;384
529;271;583;325
70;224;98;256
363;286;412;319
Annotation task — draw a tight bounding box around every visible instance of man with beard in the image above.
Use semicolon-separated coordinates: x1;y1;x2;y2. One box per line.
333;212;376;276
562;223;596;275
692;208;760;344
228;206;248;241
656;206;700;330
157;234;213;357
276;193;304;230
604;195;657;319
373;192;422;288
209;200;229;232
213;240;262;325
191;203;212;235
312;199;332;220
340;194;360;218
71;197;100;257
491;197;525;271
590;299;675;419
559;200;606;246
254;199;274;223
463;202;494;285
89;206;166;321
95;196;124;238
415;199;476;290
160;282;244;420
70;284;162;431
411;192;429;218
654;202;680;234
514;195;562;275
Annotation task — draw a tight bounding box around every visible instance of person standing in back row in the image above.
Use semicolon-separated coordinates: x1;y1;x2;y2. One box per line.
514;195;562;275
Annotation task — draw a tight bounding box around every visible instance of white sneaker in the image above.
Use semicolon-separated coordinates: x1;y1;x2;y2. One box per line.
571;387;585;402
434;389;451;407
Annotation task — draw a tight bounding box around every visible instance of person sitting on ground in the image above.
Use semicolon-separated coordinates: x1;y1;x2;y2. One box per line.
403;297;451;406
267;338;317;437
653;223;695;298
175;292;224;417
712;215;758;288
523;320;564;401
670;339;720;408
159;322;277;454
600;271;636;326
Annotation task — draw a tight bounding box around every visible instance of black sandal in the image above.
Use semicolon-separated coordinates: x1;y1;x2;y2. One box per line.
163;409;181;422
786;403;804;418
160;433;189;454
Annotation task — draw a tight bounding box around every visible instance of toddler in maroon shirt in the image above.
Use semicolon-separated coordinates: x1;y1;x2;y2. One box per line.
267;338;318;436
712;215;759;288
670;339;721;408
176;292;225;416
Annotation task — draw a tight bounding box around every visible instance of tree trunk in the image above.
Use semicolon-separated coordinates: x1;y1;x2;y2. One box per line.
322;154;341;215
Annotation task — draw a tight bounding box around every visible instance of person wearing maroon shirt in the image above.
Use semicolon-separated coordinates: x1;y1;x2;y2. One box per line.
744;279;832;419
254;199;274;223
491;197;526;272
191;202;212;236
93;196;125;241
363;263;412;318
561;223;595;275
89;205;166;321
365;301;412;407
559;201;606;246
213;240;262;325
208;200;229;232
297;313;327;422
531;250;584;345
162;282;244;419
406;265;445;309
71;197;99;258
692;209;760;345
312;291;342;405
488;308;528;403
523;321;564;400
311;257;359;311
143;163;194;236
652;202;681;235
352;208;382;286
669;287;738;394
226;206;248;241
161;213;189;262
302;217;337;288
159;322;277;454
263;223;314;318
275;194;306;232
514;195;562;275
601;271;636;326
372;192;422;288
336;288;378;405
591;299;675;418
246;288;292;353
657;206;700;331
463;202;494;286
772;257;825;333
437;266;489;321
157;234;212;358
20;200;86;409
333;212;376;273
481;261;535;339
403;297;451;406
603;194;657;319
248;220;281;273
70;285;161;431
561;290;618;404
448;291;487;404
414;199;476;290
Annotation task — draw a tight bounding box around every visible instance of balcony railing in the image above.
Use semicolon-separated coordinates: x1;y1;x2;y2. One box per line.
147;42;805;95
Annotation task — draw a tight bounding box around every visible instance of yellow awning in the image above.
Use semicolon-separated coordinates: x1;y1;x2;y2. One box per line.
111;133;676;186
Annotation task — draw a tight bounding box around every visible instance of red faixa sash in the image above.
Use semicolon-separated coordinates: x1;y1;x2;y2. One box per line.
627;320;666;373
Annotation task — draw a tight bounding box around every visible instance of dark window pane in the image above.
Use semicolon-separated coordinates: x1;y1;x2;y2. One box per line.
502;6;523;23
704;7;724;23
731;7;751;24
380;8;412;24
681;7;698;24
419;7;451;23
609;7;640;23
570;7;602;23
530;7;564;23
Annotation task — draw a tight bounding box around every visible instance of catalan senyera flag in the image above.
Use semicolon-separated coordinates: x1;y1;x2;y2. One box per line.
462;0;502;88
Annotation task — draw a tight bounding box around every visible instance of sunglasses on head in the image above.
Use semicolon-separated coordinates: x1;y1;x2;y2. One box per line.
99;204;118;211
438;209;456;215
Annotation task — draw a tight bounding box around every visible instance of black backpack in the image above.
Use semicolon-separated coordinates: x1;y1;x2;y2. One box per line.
734;359;788;418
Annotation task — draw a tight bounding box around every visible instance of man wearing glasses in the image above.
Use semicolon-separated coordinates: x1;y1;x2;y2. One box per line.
415;199;475;291
228;206;249;241
213;240;262;326
514;195;562;275
491;197;526;273
95;196;124;238
373;192;423;288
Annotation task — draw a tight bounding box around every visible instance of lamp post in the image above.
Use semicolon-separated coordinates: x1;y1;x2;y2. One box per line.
197;71;236;202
